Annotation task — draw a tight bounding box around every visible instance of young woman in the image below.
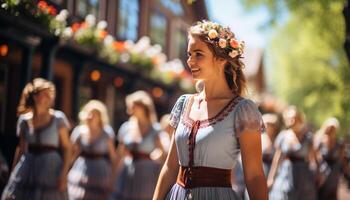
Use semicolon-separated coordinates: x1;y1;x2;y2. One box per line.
153;21;267;200
110;90;165;200
267;106;317;200
314;117;344;200
1;78;71;200
68;100;118;200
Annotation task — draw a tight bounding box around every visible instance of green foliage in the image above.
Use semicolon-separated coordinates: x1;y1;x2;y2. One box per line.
241;0;350;137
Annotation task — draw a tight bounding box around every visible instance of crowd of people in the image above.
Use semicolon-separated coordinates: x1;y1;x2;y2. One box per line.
232;107;350;200
0;20;350;200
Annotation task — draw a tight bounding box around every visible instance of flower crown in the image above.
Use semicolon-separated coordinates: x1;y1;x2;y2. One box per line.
192;21;245;59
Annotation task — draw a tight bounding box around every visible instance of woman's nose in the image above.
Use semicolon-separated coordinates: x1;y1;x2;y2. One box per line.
187;57;195;67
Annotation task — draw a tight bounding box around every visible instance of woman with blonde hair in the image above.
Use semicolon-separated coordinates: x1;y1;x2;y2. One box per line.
153;20;267;200
110;90;165;200
314;117;344;200
268;106;317;200
68;100;118;200
1;78;71;200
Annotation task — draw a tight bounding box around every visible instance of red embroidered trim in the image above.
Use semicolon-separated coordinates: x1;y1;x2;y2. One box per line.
182;95;243;129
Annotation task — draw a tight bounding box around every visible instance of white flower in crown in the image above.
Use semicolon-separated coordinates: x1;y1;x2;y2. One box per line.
212;22;219;29
208;29;218;39
239;41;245;49
229;50;239;58
218;38;227;48
192;25;200;32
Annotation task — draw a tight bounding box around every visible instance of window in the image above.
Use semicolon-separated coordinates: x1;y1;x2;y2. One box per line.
174;29;187;61
150;11;167;51
76;0;99;18
117;0;139;41
160;0;184;16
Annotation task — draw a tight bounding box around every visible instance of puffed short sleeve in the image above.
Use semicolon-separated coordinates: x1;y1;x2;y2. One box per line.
16;115;28;137
274;130;286;149
70;126;82;143
233;99;265;138
169;94;190;129
55;110;71;130
117;122;129;142
104;125;116;140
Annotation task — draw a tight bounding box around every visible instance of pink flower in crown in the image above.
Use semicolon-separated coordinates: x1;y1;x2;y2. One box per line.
218;38;227;48
229;50;239;58
208;29;218;39
230;39;239;48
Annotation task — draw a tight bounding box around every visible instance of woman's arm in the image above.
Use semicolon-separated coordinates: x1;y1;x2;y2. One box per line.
266;148;282;189
11;134;27;171
152;135;167;163
239;131;268;200
153;129;179;200
70;142;81;166
107;138;118;179
57;126;72;191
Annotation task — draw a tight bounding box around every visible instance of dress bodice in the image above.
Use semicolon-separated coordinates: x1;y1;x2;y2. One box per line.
71;125;115;154
17;110;70;147
118;121;160;154
275;130;313;159
169;94;265;169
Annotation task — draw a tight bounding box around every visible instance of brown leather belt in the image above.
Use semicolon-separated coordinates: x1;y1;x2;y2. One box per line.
286;155;306;162
28;145;59;154
80;151;108;159
176;166;232;189
130;151;151;160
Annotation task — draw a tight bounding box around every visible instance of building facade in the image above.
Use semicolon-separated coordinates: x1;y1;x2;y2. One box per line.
0;0;208;164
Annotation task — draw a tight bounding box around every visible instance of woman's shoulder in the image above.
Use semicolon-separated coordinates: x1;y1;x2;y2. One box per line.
52;109;67;119
18;112;33;122
232;97;262;117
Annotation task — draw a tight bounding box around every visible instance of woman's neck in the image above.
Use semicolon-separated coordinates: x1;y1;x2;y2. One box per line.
87;123;102;133
33;106;50;118
201;78;236;100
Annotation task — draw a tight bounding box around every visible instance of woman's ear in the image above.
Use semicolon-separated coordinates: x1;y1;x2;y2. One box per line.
215;57;227;69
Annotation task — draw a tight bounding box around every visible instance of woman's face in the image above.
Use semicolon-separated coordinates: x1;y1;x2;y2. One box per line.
33;88;55;109
87;109;102;128
325;125;337;138
131;103;147;119
187;35;223;81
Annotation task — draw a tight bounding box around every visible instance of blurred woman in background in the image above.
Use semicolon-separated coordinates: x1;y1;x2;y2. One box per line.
110;90;164;200
261;113;280;176
1;78;71;200
314;117;345;200
68;100;118;200
268;106;317;200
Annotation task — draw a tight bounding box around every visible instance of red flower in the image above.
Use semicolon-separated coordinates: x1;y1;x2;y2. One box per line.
38;1;48;10
113;41;125;52
48;6;57;15
80;22;88;29
229;39;239;48
71;23;81;33
98;30;108;39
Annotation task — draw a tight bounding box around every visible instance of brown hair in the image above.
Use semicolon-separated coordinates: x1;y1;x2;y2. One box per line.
125;90;158;123
188;26;247;96
17;78;56;115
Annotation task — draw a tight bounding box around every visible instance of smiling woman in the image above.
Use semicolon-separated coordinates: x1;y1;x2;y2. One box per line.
152;21;267;200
